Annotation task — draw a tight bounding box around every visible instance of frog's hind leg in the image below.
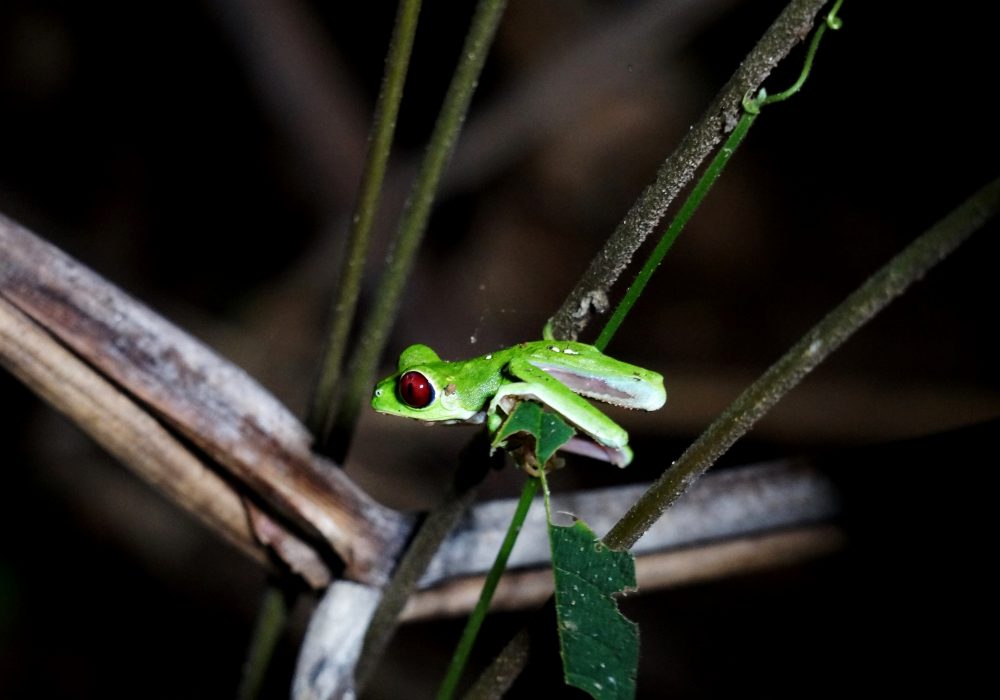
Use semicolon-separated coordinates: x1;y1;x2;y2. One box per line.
488;357;632;467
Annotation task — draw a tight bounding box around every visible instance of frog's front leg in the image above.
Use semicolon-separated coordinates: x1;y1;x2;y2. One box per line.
486;357;633;466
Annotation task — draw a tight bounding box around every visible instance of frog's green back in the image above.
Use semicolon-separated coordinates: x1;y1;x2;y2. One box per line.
517;341;666;411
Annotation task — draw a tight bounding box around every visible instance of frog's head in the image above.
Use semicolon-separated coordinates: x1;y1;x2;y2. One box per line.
371;344;479;423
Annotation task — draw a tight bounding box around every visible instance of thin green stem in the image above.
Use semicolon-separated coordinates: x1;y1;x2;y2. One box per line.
325;0;508;461
604;176;1000;550
307;0;422;441
236;584;292;700
549;0;831;341
594;110;758;351
436;476;540;700
596;1;843;351
751;0;844;111
246;7;422;689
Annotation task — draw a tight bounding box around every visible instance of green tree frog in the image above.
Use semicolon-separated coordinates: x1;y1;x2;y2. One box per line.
371;339;665;467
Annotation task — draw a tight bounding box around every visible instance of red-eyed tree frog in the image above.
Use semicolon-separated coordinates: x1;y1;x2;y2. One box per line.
371;336;665;467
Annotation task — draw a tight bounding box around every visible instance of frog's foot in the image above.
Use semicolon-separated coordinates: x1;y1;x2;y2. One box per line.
559;436;632;468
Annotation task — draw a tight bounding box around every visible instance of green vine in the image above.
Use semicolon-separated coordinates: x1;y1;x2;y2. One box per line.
549;0;832;341
595;0;843;351
436;476;540;700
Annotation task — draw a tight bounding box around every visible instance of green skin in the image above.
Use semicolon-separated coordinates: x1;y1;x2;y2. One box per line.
371;340;666;467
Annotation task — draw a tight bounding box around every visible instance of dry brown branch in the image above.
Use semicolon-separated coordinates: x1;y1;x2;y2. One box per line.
402;525;844;621
0;296;272;569
291;524;844;698
0;212;413;586
415;459;838;588
1;294;334;587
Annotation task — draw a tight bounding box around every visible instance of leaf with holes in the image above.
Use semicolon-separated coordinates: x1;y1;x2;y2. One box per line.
549;518;638;700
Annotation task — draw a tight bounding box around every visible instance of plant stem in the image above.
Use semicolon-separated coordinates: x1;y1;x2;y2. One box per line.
436;476;540;700
325;0;508;461
754;0;844;109
604;175;1000;550
548;0;831;341
355;486;478;685
288;6;421;687
461;626;533;700
594;0;844;352
237;584;292;700
594;110;757;351
307;0;422;442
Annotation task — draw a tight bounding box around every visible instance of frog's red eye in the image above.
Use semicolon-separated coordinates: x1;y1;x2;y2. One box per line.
398;371;434;408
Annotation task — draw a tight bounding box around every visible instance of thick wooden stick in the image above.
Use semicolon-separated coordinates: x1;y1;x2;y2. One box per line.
0;212;413;585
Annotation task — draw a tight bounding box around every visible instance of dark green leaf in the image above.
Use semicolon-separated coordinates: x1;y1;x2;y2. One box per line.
491;401;576;466
549;519;638;700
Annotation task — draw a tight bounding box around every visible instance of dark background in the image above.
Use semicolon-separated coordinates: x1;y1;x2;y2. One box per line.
1;1;997;697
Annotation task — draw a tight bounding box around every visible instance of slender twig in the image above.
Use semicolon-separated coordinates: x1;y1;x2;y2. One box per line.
548;0;831;341
355;481;480;688
308;0;422;442
318;0;508;678
462;626;532;700
594;111;757;351
326;0;509;460
604;177;1000;549
0;297;280;572
436;476;539;700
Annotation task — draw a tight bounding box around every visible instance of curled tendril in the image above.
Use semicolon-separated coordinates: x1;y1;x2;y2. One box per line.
826;0;844;30
743;0;844;114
